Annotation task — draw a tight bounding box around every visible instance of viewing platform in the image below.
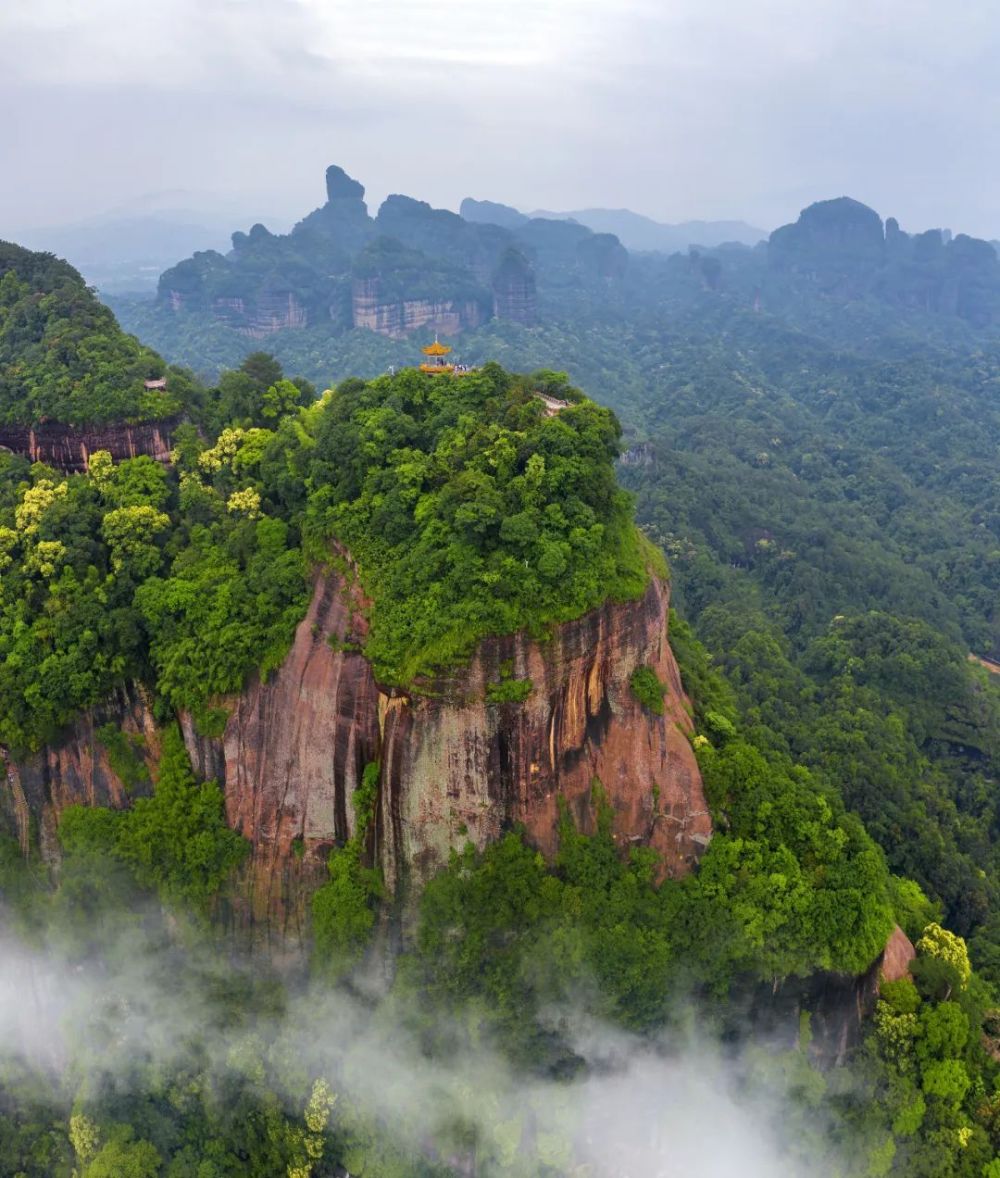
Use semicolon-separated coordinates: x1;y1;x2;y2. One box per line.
418;338;477;376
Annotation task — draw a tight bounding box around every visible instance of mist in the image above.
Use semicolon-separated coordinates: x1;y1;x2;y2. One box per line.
0;915;835;1177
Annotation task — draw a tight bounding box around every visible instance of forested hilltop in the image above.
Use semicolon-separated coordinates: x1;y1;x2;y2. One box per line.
114;181;1000;970
0;241;200;426
4;226;1000;1176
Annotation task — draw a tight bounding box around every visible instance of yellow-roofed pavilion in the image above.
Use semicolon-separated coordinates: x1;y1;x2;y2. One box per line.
420;338;454;374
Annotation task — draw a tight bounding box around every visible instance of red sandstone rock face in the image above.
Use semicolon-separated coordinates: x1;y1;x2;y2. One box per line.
377;575;710;897
205;572;382;952
1;568;710;956
0;420;175;473
199;569;708;940
878;925;916;986
0;684;160;863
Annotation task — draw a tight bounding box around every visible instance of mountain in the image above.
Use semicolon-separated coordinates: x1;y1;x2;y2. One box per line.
768;195;1000;324
8;183;1000;1172
460;195;766;252
0;345;709;950
523;205;767;251
0;241;198;437
147;164;634;344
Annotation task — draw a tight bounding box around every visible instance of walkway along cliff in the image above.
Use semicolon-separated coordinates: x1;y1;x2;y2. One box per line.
1;562;711;957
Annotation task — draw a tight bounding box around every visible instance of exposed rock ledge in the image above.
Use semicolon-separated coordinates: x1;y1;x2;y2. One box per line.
2;567;711;958
748;925;917;1066
0;419;175;473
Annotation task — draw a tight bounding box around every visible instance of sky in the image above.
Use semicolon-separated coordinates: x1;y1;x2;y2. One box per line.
3;0;1000;237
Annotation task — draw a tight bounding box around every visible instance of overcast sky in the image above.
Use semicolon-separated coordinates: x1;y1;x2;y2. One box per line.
3;0;1000;237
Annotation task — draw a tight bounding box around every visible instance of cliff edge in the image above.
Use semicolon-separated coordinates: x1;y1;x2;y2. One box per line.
2;564;710;954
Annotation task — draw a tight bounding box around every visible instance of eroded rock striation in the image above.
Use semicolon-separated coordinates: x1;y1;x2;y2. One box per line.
1;565;710;954
376;572;708;898
351;278;487;338
0;418;175;472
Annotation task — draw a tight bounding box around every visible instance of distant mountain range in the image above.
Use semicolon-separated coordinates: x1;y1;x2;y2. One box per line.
460;198;767;252
14;192;290;293
133;165;637;341
78;169;1000;392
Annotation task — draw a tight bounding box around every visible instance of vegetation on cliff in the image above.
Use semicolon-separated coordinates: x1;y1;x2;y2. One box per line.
58;725;247;913
0;352;646;751
0;242;197;425
305;363;648;682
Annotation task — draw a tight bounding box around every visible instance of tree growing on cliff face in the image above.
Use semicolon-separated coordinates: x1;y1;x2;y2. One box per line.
311;763;382;979
58;726;247;913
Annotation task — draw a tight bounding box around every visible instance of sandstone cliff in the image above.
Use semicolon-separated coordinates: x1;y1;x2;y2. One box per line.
747;925;916;1067
0;418;175;472
1;566;709;955
351;277;487;337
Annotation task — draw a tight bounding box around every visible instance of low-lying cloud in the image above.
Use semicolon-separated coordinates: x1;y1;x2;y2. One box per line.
0;914;835;1177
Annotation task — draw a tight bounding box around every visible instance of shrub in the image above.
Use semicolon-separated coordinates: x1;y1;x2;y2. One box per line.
630;665;666;714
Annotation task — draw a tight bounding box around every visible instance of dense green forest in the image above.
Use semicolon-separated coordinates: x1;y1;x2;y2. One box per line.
6;200;1000;1176
0;348;645;750
0;242;198;426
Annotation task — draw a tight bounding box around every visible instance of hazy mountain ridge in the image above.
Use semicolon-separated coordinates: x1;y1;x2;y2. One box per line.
147;165;633;341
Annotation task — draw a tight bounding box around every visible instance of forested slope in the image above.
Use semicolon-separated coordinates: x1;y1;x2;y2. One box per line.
0;241;198;425
6;211;1000;1175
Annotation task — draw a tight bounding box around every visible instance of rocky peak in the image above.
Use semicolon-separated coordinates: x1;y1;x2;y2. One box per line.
769;196;885;270
291;164;373;252
325;164;366;203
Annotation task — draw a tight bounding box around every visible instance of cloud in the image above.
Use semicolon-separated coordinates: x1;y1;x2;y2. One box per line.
0;919;832;1177
2;0;999;236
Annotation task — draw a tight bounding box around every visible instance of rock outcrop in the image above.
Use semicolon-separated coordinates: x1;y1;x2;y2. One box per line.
153;164;644;340
770;196;886;267
0;683;160;861
1;565;709;956
0;418;176;472
767;197;1000;325
492;248;538;324
747;925;916;1067
376;572;708;898
351;277;487;337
